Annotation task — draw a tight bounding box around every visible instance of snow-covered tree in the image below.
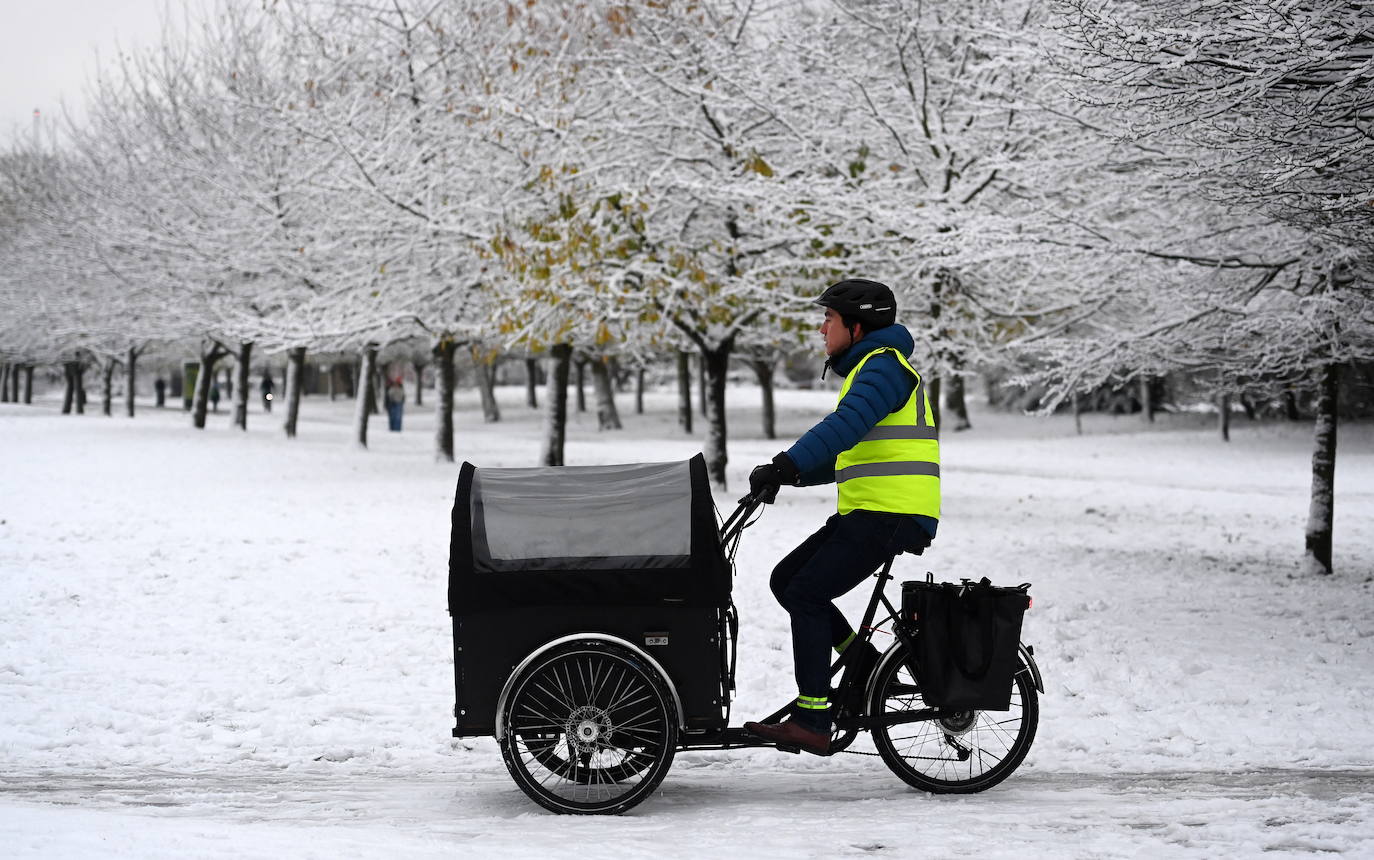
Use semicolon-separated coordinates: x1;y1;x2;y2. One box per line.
1042;0;1374;573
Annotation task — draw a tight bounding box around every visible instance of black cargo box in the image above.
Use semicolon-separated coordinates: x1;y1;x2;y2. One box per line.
448;455;733;737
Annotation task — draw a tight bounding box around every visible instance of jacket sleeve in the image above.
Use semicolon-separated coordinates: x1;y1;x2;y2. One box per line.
785;352;917;479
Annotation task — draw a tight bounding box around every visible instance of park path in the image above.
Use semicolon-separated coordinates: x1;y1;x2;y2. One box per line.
3;764;1372;858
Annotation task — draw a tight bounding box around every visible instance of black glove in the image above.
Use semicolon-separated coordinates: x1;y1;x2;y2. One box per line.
748;453;800;504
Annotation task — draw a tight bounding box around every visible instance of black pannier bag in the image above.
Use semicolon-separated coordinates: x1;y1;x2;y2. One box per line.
902;577;1031;711
448;455;733;737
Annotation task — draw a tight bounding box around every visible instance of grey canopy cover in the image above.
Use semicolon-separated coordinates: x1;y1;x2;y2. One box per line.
448;454;732;610
472;460;691;572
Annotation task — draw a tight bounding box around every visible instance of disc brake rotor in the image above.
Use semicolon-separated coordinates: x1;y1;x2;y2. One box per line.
565;705;614;755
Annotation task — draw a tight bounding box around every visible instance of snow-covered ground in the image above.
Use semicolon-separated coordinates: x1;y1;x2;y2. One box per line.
2;385;1373;857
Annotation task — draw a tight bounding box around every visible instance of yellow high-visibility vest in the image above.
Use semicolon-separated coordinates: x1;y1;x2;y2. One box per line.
834;348;940;518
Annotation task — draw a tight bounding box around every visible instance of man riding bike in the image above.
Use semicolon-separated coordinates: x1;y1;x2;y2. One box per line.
744;279;940;755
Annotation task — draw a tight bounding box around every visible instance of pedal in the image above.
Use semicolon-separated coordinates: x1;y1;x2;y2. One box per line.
775;743;801;755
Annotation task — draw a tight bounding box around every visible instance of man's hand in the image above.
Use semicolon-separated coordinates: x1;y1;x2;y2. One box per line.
748;453;800;503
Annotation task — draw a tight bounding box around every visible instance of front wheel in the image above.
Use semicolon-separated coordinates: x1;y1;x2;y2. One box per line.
498;639;678;814
867;642;1038;793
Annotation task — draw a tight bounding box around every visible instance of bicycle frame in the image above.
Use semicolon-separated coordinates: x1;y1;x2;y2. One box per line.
684;495;949;752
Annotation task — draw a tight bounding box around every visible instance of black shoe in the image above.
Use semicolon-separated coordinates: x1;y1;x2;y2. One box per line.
744;717;832;756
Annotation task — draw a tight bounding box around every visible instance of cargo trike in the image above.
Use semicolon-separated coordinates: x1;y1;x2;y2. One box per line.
448;455;1042;814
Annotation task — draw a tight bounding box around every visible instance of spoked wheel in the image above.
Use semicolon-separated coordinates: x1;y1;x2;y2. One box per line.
867;643;1038;793
498;639;678;814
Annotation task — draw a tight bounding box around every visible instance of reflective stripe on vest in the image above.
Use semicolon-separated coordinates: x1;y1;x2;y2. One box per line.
834;348;940;518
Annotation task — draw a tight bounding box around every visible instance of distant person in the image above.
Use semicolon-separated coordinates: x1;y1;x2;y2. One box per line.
260;371;274;413
386;377;405;431
209;381;221;412
154;376;167;408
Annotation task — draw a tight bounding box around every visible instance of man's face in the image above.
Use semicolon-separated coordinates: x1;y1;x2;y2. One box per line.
820;307;859;356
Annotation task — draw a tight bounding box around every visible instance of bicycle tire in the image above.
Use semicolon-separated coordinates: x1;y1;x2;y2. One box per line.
499;639;678;814
867;642;1037;793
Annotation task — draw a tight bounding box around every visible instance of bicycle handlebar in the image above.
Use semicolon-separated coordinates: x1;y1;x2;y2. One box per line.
719;491;768;547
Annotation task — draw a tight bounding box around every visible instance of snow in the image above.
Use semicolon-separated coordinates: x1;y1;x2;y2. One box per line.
2;386;1373;857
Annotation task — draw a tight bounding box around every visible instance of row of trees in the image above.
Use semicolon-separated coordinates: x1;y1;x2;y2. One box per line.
1;0;1369;572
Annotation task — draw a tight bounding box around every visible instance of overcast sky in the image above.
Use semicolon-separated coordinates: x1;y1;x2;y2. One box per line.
0;0;181;140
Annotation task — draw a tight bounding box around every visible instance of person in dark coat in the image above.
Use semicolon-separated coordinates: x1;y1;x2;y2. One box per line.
260;371;274;413
385;377;405;431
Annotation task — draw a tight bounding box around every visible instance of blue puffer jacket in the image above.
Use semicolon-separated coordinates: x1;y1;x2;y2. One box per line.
783;324;938;539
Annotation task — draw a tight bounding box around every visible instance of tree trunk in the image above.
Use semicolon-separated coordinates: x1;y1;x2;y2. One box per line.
413;360;426;407
101;357;116;417
75;363;87;413
125;347;138;417
947;374;971;431
588;356;622;430
222;366;233;402
191;345;228;429
698;353;708;417
433;337;457;462
541;344;573;466
574;357;587;413
1283;389;1301;421
62;362;76;414
472;347;501;424
1304;364;1338;575
1141;376;1155;423
369;363;382;416
1219;393;1231;442
19;365;30;403
609;356;626;392
701;345;732;488
525;357;539;409
0;363;9;403
10;363;21;403
284;346;306;438
749;358;776;440
677;351;693;434
232;342;253;430
635;367;645;415
354;344;378;449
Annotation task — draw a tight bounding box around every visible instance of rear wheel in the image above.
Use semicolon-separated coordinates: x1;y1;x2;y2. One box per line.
499;640;678;814
868;642;1037;793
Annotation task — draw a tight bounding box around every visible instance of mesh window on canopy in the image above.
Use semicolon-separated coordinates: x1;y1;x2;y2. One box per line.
470;460;693;572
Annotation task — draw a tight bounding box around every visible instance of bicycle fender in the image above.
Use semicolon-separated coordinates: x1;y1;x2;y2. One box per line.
1019;642;1045;694
493;632;686;741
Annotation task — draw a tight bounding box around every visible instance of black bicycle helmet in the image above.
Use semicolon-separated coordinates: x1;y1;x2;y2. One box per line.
813;278;897;330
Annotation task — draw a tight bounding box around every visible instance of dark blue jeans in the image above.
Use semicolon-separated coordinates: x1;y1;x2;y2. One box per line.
770;511;930;727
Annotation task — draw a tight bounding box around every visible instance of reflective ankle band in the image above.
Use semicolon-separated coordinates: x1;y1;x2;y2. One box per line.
797;695;829;711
